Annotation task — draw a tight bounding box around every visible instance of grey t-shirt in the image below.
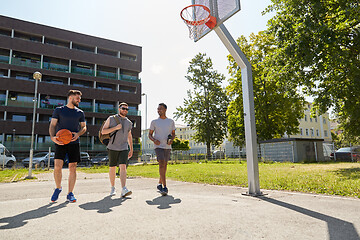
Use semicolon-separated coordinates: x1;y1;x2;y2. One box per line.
106;115;133;151
150;117;175;150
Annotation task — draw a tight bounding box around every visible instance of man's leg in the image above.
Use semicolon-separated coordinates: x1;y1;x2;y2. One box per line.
109;166;117;187
68;162;77;193
119;164;127;188
54;159;63;189
159;160;167;187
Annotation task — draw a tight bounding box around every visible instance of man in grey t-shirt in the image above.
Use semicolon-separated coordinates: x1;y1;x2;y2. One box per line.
149;103;175;195
101;102;133;197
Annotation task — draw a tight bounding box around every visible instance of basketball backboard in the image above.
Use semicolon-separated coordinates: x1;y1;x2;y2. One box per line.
191;0;241;41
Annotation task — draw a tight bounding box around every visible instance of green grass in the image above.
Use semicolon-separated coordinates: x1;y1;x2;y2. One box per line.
2;162;359;198
125;161;360;198
0;168;51;182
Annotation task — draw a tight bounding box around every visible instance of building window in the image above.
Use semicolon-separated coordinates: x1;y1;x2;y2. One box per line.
324;130;328;137
305;129;309;136
12;115;26;122
316;129;319;137
310;117;312;122
323;118;326;124
311;129;314;136
300;128;303;136
304;115;307;121
315;117;317;122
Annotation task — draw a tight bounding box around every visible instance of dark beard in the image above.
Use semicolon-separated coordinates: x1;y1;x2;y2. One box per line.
72;100;79;107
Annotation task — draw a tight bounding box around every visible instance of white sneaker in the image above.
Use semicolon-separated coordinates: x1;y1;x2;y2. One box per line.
110;186;116;196
121;187;132;197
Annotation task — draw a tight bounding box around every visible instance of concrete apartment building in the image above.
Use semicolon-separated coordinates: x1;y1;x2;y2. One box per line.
0;15;142;159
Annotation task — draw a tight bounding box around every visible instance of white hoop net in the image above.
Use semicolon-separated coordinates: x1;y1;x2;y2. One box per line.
181;5;211;40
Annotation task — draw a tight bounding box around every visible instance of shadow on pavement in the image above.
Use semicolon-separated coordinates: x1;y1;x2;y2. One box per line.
146;195;181;209
0;202;69;229
79;195;129;213
257;196;360;240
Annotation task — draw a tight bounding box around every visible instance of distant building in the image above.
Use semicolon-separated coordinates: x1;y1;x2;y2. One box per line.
285;102;332;143
142;102;331;156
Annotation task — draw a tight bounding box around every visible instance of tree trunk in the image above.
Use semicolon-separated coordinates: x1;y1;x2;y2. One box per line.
206;142;211;160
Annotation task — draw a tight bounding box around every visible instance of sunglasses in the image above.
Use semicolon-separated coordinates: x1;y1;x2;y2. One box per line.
120;107;129;111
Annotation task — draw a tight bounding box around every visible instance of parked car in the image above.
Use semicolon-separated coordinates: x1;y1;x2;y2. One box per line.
57;152;92;167
91;152;109;165
0;144;17;168
332;146;360;162
22;152;54;168
78;152;92;167
141;153;152;162
213;150;225;159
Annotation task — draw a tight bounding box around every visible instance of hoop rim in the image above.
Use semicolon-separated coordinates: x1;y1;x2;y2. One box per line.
180;4;211;26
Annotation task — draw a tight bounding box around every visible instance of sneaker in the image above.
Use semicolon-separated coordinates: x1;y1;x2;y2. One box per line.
110;186;116;196
157;184;163;192
121;187;132;198
51;188;62;202
161;186;168;196
66;192;77;202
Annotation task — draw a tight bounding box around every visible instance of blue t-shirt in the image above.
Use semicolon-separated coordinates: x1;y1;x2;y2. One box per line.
52;106;85;144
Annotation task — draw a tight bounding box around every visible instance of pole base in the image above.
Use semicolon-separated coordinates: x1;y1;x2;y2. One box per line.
242;191;267;197
25;176;36;180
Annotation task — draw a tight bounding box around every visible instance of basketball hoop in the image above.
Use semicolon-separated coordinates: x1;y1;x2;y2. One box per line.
180;4;217;40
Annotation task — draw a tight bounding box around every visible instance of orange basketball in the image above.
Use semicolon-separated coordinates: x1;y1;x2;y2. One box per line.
56;129;73;144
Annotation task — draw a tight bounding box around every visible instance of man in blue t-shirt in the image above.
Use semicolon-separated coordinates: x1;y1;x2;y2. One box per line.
49;90;86;203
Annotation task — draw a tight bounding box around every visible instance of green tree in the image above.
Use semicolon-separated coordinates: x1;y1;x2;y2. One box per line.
174;53;229;159
264;0;360;140
171;138;190;151
227;32;304;146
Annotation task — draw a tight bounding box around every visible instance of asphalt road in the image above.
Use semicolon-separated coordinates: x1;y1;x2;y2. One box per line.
1;170;359;240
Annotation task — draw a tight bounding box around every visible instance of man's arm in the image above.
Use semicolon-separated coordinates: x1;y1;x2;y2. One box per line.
127;130;133;158
49;118;64;145
71;122;87;141
101;117;122;135
148;129;160;145
168;129;176;145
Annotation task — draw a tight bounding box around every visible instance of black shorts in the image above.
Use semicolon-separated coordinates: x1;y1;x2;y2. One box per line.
54;143;81;163
108;149;128;167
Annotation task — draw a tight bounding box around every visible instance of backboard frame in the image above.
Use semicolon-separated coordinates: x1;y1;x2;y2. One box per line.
191;0;241;42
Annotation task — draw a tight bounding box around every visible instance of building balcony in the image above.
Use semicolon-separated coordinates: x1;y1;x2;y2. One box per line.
0;55;9;64
71;66;94;76
128;109;141;116
80;106;93;112
11;58;41;69
43;62;69;72
95;106;117;114
96;70;117;80
40;101;65;109
120;74;141;83
7;100;34;108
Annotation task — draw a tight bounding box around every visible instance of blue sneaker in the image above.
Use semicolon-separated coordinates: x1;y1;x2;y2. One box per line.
51;188;62;202
161;186;168;196
157;184;163;192
66;192;77;202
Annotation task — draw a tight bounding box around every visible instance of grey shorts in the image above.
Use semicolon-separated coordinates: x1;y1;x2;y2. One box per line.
107;149;128;167
155;148;171;161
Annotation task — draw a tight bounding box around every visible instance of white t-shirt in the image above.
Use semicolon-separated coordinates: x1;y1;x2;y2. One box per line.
149;117;175;150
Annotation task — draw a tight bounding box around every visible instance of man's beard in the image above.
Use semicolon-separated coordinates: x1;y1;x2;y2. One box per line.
72;100;79;107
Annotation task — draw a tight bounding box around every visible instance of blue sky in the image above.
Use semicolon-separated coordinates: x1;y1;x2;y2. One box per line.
1;0;274;128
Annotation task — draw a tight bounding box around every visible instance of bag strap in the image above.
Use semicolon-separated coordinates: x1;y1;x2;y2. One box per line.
110;115;121;145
